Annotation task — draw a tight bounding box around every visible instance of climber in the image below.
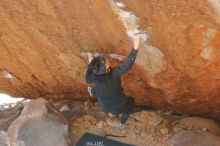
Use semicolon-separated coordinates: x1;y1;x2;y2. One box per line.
85;35;140;129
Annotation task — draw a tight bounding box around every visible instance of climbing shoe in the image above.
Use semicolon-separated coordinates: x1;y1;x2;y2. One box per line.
118;123;125;130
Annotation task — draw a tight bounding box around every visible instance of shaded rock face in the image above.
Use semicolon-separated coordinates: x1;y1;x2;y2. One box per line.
169;130;220;146
0;0;220;118
0;130;8;146
7;98;70;146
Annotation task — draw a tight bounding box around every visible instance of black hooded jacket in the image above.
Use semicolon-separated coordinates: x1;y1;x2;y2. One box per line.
85;48;138;114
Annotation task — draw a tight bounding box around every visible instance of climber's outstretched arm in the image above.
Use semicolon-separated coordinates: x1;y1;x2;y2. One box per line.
114;35;140;76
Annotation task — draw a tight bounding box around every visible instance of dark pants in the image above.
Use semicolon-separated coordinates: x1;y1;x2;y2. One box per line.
91;87;134;124
119;97;134;124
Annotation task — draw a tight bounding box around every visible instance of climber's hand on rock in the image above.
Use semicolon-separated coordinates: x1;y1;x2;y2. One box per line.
133;34;141;50
88;52;93;64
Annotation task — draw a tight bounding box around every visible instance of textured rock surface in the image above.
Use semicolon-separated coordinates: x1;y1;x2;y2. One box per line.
131;111;164;126
7;98;70;146
169;130;220;146
0;130;8;146
174;117;220;136
0;0;220;118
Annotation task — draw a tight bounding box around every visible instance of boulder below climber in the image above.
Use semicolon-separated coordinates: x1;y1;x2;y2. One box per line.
169;130;220;146
7;98;70;146
0;130;8;146
173;117;220;136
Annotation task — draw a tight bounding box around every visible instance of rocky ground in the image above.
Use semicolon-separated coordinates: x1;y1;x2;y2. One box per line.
38;99;220;146
64;100;172;146
1;99;220;146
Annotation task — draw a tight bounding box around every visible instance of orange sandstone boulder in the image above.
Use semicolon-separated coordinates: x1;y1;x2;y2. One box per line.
0;0;220;118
